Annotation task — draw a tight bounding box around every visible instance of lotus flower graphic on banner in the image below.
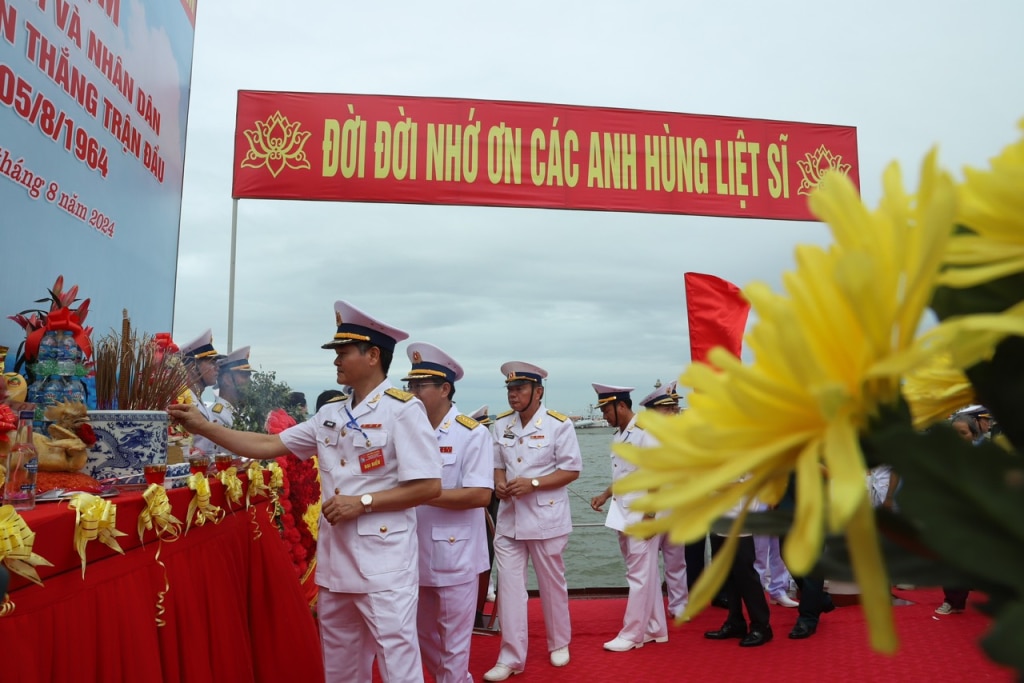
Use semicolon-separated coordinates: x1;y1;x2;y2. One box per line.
797;144;853;196
240;111;312;178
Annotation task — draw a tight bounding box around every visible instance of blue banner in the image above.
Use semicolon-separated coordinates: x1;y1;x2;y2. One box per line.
0;0;196;367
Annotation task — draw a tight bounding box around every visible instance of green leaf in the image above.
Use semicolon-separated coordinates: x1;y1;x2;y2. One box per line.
868;422;1024;594
980;600;1024;674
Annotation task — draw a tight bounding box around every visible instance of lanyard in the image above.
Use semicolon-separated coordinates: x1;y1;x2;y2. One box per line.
344;405;372;447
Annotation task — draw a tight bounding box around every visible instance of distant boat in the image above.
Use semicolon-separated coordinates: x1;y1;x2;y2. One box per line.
573;417;611;430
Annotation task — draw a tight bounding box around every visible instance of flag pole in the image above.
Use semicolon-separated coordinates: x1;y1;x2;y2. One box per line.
227;198;238;353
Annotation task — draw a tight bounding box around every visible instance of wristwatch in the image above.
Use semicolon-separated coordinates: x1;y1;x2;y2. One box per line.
531;478;540;489
360;493;373;513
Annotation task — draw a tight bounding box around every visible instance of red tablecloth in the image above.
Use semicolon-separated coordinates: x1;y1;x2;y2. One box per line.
0;481;325;683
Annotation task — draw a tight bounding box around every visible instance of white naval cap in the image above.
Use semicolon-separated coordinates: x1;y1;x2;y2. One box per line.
470;405;491;425
218;345;252;373
640;380;681;408
500;361;547;386
592;383;635;407
321;300;409;353
956;404;992;419
401;342;464;383
180;329;224;360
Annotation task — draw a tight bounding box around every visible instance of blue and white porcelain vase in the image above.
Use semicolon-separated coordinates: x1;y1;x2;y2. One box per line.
85;410;168;481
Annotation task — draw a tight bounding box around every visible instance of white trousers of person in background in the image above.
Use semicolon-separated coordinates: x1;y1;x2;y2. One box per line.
617;533;668;641
753;535;794;601
493;534;572;669
318;585;421;683
658;535;689;619
418;579;477;683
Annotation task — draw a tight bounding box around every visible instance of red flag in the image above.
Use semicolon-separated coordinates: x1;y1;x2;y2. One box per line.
684;272;751;365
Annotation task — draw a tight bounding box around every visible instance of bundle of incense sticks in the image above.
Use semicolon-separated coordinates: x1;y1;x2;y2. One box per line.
93;313;188;410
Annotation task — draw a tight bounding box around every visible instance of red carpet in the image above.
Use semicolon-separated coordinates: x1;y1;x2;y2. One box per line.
378;587;1014;682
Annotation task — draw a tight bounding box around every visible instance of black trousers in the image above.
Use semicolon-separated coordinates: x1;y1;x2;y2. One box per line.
721;535;771;629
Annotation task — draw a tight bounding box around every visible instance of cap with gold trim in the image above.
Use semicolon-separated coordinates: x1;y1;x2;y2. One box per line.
592;383;634;407
640;380;680;409
401;342;464;384
470;405;491;425
218;345;252;373
500;361;547;387
180;329;224;361
321;300;409;353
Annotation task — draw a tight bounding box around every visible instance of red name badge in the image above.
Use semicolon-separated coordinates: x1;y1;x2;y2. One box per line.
440;446;453;453
359;448;385;473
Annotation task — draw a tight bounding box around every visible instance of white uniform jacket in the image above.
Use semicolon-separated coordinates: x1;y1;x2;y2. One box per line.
605;414;656;531
491;403;583;540
187;388;219;456
279;379;442;593
208;394;236;429
416;405;494;588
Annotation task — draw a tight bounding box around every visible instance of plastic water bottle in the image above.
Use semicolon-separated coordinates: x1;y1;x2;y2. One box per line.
65;378;86;405
37;330;58;362
57;331;79;375
41;375;64;405
3;411;38;510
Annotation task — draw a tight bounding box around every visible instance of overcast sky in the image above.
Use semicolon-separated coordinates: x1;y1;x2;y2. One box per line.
172;0;1024;417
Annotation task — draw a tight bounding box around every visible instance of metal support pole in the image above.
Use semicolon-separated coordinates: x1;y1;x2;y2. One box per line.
227;198;238;353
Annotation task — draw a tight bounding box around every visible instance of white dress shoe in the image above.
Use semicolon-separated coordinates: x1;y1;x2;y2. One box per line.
483;663;521;681
549;646;570;667
644;635;669;644
604;636;643;652
771;594;800;608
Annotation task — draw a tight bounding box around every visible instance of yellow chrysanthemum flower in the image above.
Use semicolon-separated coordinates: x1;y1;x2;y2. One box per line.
941;119;1024;287
615;152;957;654
901;351;974;430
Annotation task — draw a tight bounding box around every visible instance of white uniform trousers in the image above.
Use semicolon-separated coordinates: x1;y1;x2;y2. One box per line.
659;534;689;619
417;579;477;683
318;585;423;683
493;533;571;669
617;532;667;642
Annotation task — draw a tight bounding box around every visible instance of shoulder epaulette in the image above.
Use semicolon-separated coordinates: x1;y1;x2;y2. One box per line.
212;403;224;414
546;409;568;422
496;409;515;419
456;414;479;430
327;394;347;404
385;387;414;402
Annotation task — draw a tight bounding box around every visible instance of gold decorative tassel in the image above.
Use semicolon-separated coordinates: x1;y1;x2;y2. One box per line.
0;504;53;590
186;472;225;533
246;461;271;509
217;467;244;509
68;493;127;578
136;484;182;627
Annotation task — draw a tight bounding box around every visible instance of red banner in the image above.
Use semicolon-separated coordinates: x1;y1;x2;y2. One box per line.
232;91;859;221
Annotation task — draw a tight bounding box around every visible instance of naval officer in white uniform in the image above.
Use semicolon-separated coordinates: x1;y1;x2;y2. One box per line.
483;362;583;682
589;384;668;652
179;329;223;456
403;343;493;683
209;345;251;429
168;300;442;683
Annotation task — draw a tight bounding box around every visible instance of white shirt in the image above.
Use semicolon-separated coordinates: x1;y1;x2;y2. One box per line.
491;403;583;540
280;378;442;593
416;404;494;587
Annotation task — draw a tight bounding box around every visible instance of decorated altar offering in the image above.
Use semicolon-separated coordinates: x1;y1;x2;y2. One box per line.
86;316;189;481
7;276;94;429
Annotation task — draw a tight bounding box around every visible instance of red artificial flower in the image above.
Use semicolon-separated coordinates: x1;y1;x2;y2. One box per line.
75;422;97;446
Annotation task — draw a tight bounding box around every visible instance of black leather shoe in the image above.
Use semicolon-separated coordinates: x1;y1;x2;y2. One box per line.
823;599;836;614
739;626;773;647
788;622;817;639
704;622;747;640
